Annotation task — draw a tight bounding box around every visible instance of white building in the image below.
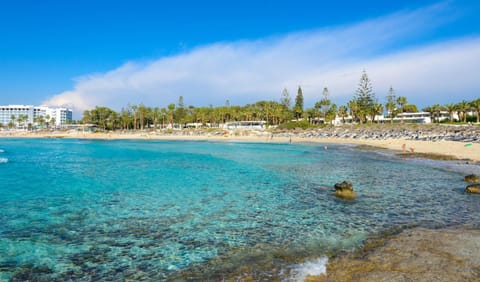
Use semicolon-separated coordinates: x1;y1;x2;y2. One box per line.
223;121;267;130
0;105;73;128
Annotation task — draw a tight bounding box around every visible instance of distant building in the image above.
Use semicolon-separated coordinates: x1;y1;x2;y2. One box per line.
223;121;267;130
393;112;432;123
0;105;73;127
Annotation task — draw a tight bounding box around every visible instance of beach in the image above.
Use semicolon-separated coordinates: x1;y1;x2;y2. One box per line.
2;125;480;162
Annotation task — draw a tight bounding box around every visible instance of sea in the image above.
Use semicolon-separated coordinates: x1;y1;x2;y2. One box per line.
0;138;479;281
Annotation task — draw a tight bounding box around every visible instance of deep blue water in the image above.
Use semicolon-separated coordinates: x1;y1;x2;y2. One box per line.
0;138;478;280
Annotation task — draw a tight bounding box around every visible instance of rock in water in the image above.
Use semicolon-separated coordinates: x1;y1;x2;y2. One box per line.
334;181;356;199
465;184;480;194
464;174;479;183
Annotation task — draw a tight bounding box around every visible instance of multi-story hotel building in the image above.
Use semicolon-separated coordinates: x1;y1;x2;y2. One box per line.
0;105;73;127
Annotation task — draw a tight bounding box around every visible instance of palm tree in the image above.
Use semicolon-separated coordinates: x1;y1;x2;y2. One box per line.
456;100;469;123
337;105;348;124
10;114;16;128
167;103;175;128
34;115;46;129
469;98;480;123
370;103;383;123
347;100;359;123
19;114;29;129
130;104;138;130
444;103;457;122
16;115;24;129
153;107;160;129
396;96;407;113
431;104;445;123
45;114;51;128
325;104;337;124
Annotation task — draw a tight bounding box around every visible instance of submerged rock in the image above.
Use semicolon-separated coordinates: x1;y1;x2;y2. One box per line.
334;181;356;199
464;174;479;183
465;184;480;194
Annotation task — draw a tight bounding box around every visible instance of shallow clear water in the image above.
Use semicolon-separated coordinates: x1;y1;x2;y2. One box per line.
0;138;478;280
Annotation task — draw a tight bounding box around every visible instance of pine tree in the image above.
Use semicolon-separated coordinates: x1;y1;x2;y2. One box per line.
280;88;292;122
385;86;396;123
280;88;291;110
355;70;376;123
294;86;304;120
175;96;186;127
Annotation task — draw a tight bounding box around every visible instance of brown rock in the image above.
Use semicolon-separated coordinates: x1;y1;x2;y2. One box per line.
335;190;356;199
466;184;480;194
311;228;480;282
334;181;356;199
464;174;479;183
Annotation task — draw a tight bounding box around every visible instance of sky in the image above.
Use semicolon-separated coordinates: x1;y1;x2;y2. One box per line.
0;0;479;118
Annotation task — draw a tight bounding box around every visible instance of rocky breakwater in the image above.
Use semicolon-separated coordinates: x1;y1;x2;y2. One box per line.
278;124;480;143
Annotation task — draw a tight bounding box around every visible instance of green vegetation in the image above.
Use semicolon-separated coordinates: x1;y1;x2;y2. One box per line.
75;70;480;130
277;120;317;130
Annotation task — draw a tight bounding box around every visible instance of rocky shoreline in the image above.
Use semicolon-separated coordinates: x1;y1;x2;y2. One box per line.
274;124;480;143
306;227;480;282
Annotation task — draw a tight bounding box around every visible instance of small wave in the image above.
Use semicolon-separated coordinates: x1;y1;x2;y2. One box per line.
0;157;8;163
289;256;328;281
0;149;4;153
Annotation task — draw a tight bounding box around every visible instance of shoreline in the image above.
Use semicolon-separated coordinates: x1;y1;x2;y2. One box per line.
306;226;480;282
2;130;480;280
2;130;479;162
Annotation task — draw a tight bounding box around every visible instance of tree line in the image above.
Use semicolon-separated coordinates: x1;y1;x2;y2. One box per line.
1;114;56;129
80;70;480;130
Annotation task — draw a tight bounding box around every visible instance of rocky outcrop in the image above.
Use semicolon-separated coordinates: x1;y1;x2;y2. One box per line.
334;181;356;199
308;228;480;282
466;184;480;194
464;174;479;183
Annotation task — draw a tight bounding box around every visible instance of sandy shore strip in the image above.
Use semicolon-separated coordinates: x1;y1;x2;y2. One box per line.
2;130;480;162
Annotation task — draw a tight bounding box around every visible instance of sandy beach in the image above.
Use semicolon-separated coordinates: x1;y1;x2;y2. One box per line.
2;129;479;162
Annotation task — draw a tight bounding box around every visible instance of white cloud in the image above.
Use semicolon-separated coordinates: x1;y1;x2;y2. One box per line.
43;2;480;117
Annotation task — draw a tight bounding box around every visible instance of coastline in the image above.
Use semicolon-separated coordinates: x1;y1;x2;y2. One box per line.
1;129;479;162
2;129;480;280
306;226;480;282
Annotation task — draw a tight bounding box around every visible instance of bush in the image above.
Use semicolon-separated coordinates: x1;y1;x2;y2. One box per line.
277;120;317;130
467;115;477;123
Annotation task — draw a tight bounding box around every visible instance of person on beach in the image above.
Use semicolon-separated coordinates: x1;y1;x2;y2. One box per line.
402;143;406;152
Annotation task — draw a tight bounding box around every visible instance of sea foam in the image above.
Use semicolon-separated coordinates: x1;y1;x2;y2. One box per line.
0;149;4;153
289;257;328;281
0;157;8;163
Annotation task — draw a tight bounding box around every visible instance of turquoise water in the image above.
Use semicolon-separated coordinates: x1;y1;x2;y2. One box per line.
0;138;479;280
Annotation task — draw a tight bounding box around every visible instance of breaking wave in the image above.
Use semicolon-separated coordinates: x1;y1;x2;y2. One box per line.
288;257;328;281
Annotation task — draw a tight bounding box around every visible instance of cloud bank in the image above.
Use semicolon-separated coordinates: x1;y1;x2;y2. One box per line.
43;3;480;117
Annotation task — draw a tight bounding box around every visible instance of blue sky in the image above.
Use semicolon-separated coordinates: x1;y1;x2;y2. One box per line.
1;0;479;117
